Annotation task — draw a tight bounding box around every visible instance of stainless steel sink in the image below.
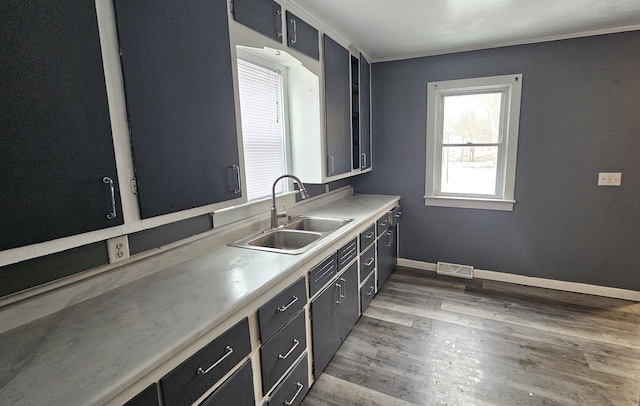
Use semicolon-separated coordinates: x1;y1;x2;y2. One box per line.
283;216;351;233
230;216;352;254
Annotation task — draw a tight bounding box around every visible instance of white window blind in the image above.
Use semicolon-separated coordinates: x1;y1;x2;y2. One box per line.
237;58;286;201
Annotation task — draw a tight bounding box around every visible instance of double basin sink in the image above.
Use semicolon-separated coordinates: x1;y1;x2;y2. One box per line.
230;216;352;255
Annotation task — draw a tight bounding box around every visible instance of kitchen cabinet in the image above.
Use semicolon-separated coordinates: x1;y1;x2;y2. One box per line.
286;11;319;60
359;54;372;170
310;261;358;377
159;318;251;406
378;220;398;288
124;383;159;406
232;0;283;43
0;0;123;250
360;271;376;313
200;361;255;406
308;253;338;297
260;310;307;393
258;277;306;342
351;55;360;170
266;354;309;406
323;34;352;177
114;0;241;219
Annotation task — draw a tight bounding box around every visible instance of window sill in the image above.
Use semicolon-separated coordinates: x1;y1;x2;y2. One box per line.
424;196;515;211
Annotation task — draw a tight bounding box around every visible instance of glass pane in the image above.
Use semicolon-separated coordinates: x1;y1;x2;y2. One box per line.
440;146;498;195
442;92;502;144
237;59;286;201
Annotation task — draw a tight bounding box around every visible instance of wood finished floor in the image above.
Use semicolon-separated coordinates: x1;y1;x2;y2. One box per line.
301;267;640;406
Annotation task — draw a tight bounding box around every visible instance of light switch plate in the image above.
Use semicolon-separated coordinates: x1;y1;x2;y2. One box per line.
598;172;622;186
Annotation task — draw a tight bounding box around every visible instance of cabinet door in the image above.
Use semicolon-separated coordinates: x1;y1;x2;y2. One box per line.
359;54;372;170
114;0;241;219
201;361;255;406
311;281;341;377
378;226;397;288
0;0;123;250
338;261;360;340
286;11;319;60
232;0;282;42
323;35;351;177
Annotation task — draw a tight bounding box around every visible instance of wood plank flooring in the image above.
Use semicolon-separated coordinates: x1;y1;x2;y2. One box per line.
301;267;640;406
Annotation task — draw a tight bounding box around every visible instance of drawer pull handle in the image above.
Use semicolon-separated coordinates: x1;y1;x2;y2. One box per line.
366;286;375;296
339;277;346;299
197;345;233;375
365;232;374;239
284;382;304;406
103;177;117;220
278;338;300;360
335;282;342;304
364;258;374;266
277;295;299;312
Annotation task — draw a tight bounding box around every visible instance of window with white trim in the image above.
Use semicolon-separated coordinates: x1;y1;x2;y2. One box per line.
425;74;522;211
236;55;289;201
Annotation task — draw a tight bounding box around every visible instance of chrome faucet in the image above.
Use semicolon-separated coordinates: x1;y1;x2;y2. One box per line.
271;174;310;228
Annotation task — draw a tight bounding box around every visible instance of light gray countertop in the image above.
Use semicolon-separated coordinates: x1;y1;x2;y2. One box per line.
0;193;399;406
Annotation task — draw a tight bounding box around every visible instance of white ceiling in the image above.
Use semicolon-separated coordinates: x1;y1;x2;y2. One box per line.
288;0;640;61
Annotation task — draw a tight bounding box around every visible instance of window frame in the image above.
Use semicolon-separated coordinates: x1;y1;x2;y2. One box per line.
425;74;523;211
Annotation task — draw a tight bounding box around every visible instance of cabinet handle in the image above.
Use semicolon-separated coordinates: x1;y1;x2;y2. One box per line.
387;229;394;247
380;220;388;228
284;382;304;406
289;18;297;44
328;155;334;174
335;282;342;304
366;286;375;296
102;177;117;220
233;164;241;194
365;231;374;239
277;295;298;312
197;345;233;375
395;211;402;218
276;10;282;38
364;257;374;266
278;338;300;360
339;277;346;298
361;153;367;169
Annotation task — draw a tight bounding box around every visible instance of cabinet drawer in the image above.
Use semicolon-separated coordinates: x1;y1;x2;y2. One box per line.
261;310;307;394
360;245;376;282
377;213;390;236
160;318;250;406
200;360;255;406
391;206;402;226
359;224;376;252
266;354;309;406
308;253;337;297
337;237;358;270
360;272;376;313
259;277;306;342
124;383;159;406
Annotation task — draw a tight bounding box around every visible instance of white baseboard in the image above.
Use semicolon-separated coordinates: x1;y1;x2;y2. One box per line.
397;258;640;302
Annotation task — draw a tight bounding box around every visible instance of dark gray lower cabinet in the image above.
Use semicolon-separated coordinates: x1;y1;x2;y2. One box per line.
160;318;251;406
261;311;307;394
311;261;358;377
360;272;376;313
201;361;255;406
266;354;309;406
124;383;159;406
378;225;398;288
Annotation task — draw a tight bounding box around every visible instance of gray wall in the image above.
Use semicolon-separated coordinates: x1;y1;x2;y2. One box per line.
352;31;640;291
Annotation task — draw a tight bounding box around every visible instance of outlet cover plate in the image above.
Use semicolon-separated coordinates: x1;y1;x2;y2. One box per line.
598;172;622;186
107;235;130;263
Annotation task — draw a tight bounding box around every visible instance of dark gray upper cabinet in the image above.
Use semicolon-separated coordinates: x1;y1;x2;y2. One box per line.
360;54;372;170
0;0;123;250
114;0;241;219
232;0;283;42
286;11;319;60
323;35;352;177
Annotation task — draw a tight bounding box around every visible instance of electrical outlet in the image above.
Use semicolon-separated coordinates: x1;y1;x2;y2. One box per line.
107;236;130;263
598;172;622;186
